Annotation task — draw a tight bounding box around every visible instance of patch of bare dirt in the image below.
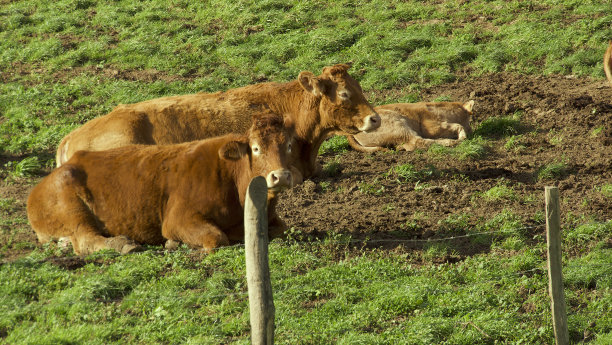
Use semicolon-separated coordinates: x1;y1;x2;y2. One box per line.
0;62;197;86
277;73;612;256
1;73;611;262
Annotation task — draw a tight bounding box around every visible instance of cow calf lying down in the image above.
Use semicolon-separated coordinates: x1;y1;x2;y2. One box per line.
27;113;293;255
346;101;475;152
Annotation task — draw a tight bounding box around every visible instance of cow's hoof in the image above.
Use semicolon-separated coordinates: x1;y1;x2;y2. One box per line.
120;242;143;255
57;237;74;254
165;239;181;251
106;236;142;255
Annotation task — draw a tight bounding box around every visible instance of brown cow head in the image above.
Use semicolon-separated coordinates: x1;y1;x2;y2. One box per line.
219;113;294;193
298;64;380;135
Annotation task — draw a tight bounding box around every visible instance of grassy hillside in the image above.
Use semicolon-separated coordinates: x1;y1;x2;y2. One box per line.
1;0;611;158
1;1;611;344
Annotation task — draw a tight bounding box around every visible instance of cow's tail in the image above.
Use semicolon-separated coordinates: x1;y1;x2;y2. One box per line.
55;137;69;167
346;135;384;153
605;41;612;87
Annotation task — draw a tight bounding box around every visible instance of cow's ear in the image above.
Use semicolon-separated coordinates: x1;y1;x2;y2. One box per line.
463;100;474;112
219;140;248;161
322;63;351;76
298;71;325;97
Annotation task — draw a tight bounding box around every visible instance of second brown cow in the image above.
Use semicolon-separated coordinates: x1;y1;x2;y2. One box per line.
56;64;380;184
28;113;293;255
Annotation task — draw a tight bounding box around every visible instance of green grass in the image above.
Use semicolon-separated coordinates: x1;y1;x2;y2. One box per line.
321;160;343;177
3;156;41;179
537;161;569;181
1;220;610;344
427;136;488;160
318;136;350;155
1;0;611;156
478;181;517;202
473;113;523;138
599;184;612;198
384;163;437;183
504;134;526;152
358;180;385;195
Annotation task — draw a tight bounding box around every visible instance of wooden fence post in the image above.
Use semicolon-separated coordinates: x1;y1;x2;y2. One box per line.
244;176;275;345
545;186;569;345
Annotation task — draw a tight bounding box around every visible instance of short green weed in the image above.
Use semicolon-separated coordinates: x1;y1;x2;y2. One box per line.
473;113;522;138
597;184;612;199
437;213;471;233
504;134;526;152
358;180;385;195
480;181;517;202
3;156;41;179
321;160;342;177
537;161;568;181
384;163;436;183
318;135;350;155
454;136;487;159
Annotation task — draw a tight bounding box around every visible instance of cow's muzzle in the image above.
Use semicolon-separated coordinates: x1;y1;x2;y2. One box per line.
267;169;292;191
358;113;381;132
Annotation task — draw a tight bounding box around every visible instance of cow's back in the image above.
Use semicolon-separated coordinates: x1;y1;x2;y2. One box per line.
56;82;291;166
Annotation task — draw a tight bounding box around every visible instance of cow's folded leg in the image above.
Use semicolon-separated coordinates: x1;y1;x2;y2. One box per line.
162;212;230;253
436;138;459;147
400;136;458;151
436;122;468;140
69;223;111;255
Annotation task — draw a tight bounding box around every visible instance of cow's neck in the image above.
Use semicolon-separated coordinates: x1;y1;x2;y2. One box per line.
235;81;334;178
262;82;333;175
245;81;331;146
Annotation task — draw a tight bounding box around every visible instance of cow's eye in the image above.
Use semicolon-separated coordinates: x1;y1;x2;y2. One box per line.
338;91;350;100
287;142;292;153
252;145;261;155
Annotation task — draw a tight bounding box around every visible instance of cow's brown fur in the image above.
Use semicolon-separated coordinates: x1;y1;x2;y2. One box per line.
56;64;380;184
605;41;612;87
29;113;294;255
347;101;474;152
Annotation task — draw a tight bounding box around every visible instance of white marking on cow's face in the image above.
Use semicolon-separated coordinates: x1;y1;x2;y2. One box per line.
266;169;292;191
251;143;261;156
287;141;292;154
338;89;351;101
358;113;381;132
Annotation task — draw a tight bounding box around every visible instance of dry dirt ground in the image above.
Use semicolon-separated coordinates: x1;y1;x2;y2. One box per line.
1;73;611;261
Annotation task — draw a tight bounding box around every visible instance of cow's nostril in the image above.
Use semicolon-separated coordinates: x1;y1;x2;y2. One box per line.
272;173;279;184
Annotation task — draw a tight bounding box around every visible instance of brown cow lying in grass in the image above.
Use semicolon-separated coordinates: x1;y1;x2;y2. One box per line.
28;113;293;255
346;100;474;152
605;41;612;87
56;64;380;184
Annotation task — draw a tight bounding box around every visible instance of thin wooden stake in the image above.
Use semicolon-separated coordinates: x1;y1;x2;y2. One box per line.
244;176;275;345
545;186;569;345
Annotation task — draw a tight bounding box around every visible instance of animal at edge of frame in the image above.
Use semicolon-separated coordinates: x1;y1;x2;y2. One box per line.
604;41;612;87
